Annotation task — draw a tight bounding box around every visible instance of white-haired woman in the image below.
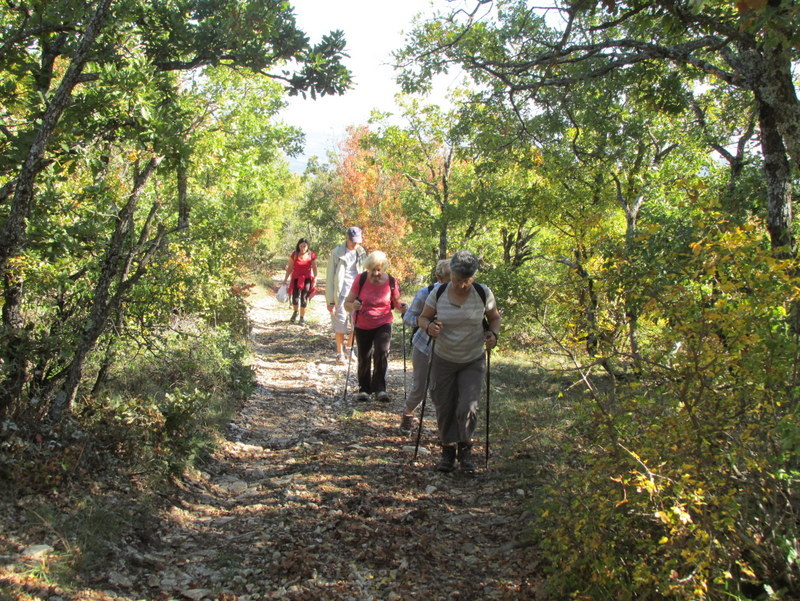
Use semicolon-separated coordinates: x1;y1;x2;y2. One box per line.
344;251;406;402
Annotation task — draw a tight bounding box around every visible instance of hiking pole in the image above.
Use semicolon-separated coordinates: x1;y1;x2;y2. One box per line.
401;318;407;407
413;339;436;462
342;310;358;403
485;347;491;468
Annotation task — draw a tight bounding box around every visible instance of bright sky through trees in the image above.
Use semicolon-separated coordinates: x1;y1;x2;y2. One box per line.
280;0;451;172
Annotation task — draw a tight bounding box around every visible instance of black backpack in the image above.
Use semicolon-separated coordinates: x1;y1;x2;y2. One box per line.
432;282;489;331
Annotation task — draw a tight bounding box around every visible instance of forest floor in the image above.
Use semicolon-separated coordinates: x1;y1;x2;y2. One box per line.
1;280;543;601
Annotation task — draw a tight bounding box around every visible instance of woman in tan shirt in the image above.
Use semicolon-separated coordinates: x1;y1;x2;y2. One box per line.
417;250;500;474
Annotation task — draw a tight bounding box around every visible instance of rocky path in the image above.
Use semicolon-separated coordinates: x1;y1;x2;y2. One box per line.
4;283;542;601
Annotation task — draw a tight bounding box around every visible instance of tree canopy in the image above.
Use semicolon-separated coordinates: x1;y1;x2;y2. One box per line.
4;1;800;598
396;0;800;253
0;0;351;417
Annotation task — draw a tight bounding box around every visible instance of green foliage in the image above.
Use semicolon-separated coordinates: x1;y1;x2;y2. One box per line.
2;319;254;495
128;0;352;97
281;158;343;263
525;220;800;599
379;5;800;595
0;0;349;419
89;387;223;473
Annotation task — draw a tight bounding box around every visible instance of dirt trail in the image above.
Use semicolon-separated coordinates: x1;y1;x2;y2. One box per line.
7;283;541;601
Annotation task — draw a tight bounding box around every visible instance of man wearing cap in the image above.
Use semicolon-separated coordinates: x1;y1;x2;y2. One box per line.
326;226;367;363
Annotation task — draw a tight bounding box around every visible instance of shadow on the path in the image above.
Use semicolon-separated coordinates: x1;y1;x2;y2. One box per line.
117;288;539;601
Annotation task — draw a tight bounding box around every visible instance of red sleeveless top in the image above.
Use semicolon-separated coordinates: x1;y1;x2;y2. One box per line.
291;251;316;280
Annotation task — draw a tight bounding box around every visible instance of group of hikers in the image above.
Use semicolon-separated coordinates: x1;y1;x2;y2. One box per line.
279;226;500;474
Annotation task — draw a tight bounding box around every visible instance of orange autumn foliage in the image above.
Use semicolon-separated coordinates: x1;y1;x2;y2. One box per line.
334;126;414;281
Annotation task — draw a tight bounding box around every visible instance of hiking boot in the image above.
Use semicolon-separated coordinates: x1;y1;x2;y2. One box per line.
374;391;390;403
436;445;457;472
458;442;476;475
354;391;370;402
289;310;298;322
298;316;305;325
336;352;348;365
399;414;417;432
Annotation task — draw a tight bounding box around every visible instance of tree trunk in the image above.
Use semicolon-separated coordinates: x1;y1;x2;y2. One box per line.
91;307;125;396
614;170;645;373
757;98;794;257
178;161;189;230
438;225;448;260
49;156;163;420
759;40;800;175
502;228;512;264
0;0;114;417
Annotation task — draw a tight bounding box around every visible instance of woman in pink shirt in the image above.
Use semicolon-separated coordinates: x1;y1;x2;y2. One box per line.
344;251;406;402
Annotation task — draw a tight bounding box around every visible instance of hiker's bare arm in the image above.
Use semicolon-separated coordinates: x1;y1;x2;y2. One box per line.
418;305;441;338
283;257;295;284
343;292;361;312
484;307;501;350
486;307;500;333
392;289;406;313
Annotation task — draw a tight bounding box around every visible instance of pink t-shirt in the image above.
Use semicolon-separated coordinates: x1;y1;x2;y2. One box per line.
349;274;401;330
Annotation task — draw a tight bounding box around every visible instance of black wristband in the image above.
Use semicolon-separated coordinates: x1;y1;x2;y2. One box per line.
490;330;498;340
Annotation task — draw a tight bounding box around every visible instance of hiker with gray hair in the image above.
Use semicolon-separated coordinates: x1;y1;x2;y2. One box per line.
398;258;451;432
416;250;500;474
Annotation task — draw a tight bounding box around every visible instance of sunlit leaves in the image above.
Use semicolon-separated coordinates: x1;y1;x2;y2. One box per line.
332;126;412;279
0;0;335;417
129;0;351;97
390;2;800;597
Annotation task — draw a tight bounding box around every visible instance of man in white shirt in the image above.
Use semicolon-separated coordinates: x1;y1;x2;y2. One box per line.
325;226;366;363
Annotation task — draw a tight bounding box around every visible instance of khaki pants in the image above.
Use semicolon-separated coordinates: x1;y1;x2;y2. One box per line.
430;353;485;445
331;293;350;334
405;345;431;414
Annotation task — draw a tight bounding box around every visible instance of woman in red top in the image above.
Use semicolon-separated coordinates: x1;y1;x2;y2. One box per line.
282;238;317;324
344;251;406;402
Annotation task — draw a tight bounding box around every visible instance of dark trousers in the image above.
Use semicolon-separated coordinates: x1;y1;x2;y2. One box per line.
291;278;311;307
354;323;392;394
